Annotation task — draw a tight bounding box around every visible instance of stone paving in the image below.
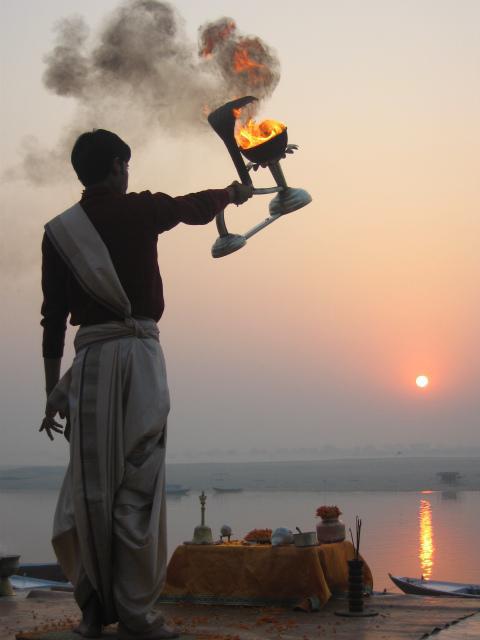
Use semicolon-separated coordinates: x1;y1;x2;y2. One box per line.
1;591;479;640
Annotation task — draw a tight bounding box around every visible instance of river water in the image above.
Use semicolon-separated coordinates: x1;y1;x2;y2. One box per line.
0;489;478;591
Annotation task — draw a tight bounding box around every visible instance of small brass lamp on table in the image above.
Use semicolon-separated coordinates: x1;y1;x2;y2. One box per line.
190;491;213;545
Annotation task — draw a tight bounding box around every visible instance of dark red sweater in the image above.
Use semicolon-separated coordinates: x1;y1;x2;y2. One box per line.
41;185;230;358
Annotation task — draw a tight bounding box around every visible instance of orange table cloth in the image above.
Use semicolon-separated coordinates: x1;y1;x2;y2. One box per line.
160;541;373;608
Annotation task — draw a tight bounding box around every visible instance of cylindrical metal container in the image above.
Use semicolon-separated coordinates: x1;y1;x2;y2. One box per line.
293;531;318;547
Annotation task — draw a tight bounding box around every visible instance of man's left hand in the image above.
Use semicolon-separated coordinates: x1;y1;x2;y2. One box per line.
39;401;64;441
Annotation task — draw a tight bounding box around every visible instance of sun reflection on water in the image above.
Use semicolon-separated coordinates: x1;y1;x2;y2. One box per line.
419;498;435;579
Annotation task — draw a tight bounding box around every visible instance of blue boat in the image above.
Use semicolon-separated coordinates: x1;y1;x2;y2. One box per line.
11;575;72;591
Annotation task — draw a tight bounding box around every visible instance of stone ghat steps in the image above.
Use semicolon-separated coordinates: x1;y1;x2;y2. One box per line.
2;591;480;640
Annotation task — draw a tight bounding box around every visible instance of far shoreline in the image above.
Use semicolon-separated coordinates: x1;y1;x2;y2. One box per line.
1;456;479;492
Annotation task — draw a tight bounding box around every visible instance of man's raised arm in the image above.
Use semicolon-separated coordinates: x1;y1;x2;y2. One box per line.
149;181;253;233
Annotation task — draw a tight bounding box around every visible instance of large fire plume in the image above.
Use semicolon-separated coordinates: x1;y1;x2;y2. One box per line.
200;19;236;57
199;18;279;98
14;2;280;184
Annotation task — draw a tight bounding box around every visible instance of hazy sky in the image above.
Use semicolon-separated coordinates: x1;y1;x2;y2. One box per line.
1;0;479;466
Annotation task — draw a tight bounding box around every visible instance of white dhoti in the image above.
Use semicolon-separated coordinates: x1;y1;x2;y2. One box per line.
45;204;171;634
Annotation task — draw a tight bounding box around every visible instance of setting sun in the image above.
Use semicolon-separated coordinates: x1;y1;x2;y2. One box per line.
416;375;429;389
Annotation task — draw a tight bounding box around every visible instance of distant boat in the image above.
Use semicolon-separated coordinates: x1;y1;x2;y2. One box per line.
437;471;461;484
389;574;480;599
213;487;243;493
166;484;190;496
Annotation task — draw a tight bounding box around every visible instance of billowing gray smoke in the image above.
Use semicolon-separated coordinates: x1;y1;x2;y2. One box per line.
15;0;280;184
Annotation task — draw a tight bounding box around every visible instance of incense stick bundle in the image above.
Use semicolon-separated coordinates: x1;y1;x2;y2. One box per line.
349;516;362;559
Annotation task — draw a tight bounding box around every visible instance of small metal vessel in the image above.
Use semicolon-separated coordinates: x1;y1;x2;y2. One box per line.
0;555;20;596
293;528;318;547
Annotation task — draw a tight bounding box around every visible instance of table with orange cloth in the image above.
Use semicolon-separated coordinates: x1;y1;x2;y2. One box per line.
159;541;373;608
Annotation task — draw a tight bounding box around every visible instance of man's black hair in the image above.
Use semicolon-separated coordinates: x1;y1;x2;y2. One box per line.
71;129;131;187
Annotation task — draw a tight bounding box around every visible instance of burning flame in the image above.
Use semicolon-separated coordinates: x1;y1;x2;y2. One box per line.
234;116;286;150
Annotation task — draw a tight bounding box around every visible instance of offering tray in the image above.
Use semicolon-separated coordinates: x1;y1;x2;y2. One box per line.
243;528;272;545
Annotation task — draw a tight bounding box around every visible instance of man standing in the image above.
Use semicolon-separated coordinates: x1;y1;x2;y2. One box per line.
40;129;252;639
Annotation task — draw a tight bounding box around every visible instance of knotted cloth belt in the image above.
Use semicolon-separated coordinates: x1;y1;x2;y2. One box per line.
74;318;159;353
